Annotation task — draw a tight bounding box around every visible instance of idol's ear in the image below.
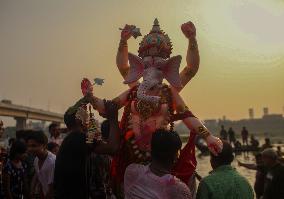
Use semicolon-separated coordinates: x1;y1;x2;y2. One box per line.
123;53;144;84
162;55;183;88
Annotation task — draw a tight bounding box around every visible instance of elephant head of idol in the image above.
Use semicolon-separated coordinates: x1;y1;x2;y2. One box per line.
124;19;182;105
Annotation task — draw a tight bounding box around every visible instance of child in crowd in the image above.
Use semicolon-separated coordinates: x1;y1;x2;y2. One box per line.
27;130;56;199
2;140;29;199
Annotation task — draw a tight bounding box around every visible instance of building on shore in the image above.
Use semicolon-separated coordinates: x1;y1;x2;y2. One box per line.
175;109;284;141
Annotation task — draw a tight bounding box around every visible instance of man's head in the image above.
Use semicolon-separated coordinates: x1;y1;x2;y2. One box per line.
9;140;27;161
221;125;224;129
49;123;60;138
26;130;48;156
64;107;88;132
262;148;278;168
210;140;234;169
47;142;60;155
255;153;263;165
151;129;182;168
264;138;271;145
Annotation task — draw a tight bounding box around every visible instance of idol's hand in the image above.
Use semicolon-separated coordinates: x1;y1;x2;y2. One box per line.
84;92;94;104
121;24;135;41
181;21;196;39
205;135;223;156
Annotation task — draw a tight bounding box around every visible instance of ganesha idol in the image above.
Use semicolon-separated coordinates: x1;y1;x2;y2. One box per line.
82;19;222;186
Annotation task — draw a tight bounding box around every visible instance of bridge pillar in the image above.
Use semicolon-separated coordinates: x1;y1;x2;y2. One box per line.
15;117;27;130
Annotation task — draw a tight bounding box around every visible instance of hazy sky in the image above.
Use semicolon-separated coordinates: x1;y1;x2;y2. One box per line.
1;0;284;124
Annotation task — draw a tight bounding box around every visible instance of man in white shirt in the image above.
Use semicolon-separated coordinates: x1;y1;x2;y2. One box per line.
48;123;63;146
27;130;56;199
124;129;192;199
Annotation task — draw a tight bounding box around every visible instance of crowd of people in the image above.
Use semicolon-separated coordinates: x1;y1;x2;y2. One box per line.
218;126;279;151
219;126;284;199
0;98;283;199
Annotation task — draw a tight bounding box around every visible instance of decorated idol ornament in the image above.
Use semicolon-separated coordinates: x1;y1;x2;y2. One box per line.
75;105;90;128
80;19;223;194
86;106;102;144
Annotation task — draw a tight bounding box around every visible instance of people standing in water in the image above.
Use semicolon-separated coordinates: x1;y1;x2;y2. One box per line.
250;135;259;148
261;148;284;199
241;127;249;146
228;127;236;146
238;153;267;199
261;138;272;151
220;125;228;141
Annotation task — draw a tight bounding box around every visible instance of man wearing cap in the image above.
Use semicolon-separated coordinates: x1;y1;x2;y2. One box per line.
262;148;284;199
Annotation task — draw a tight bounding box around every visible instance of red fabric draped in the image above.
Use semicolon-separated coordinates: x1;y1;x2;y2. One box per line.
110;86;197;196
172;130;197;184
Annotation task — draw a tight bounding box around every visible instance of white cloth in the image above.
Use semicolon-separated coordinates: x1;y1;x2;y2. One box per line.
34;151;56;196
124;164;192;199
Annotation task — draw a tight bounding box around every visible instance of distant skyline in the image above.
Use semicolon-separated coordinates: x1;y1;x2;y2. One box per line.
1;0;284;125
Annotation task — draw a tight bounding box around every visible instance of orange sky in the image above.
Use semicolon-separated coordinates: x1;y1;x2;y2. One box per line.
0;0;284;125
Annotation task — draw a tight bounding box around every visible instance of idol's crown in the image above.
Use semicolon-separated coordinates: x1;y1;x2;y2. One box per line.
138;18;172;59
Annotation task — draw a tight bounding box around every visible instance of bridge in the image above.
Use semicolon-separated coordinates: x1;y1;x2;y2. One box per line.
0;100;64;130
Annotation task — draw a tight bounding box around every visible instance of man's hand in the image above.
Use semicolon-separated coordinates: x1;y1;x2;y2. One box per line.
104;100;119;121
121;24;135;41
205;135;223;156
84;92;94;104
181;21;196;39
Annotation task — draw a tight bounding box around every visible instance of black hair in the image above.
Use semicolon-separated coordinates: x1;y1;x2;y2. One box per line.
101;120;110;140
47;142;59;152
26;130;48;145
8;138;16;146
16;130;37;142
49;123;59;132
151;129;182;166
211;140;234;165
64;108;78;129
9;140;27;160
255;153;262;160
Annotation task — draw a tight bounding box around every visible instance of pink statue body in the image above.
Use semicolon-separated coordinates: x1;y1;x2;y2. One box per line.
81;19;222;196
85;19;222;157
